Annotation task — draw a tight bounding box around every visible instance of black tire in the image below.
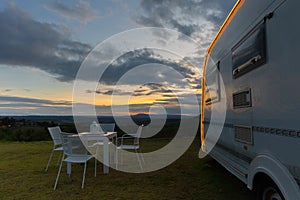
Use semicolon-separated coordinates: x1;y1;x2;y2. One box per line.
256;178;285;200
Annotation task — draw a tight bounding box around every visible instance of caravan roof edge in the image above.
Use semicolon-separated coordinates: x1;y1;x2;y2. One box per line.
206;0;245;56
201;0;244;149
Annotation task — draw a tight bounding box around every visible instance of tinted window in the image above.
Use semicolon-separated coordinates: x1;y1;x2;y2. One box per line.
205;60;220;105
232;21;266;79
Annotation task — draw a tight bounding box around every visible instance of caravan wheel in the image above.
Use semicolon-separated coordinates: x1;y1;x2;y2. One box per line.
256;177;284;200
262;186;283;200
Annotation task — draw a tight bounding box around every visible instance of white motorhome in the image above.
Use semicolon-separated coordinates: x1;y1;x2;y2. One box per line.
201;0;300;199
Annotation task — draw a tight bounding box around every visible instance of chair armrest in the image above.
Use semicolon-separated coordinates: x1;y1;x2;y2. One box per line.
121;134;137;138
61;141;70;146
117;134;137;145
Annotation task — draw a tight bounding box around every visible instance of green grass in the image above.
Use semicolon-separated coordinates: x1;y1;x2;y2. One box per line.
0;138;255;200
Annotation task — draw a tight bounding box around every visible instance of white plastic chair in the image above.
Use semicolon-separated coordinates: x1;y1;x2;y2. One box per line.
80;133;112;176
54;133;93;190
45;127;65;172
116;125;144;170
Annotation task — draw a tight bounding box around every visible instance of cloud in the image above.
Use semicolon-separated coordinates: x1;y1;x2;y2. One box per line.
0;96;72;106
86;89;132;96
0;2;207;86
133;0;236;94
0;95;193;116
0;3;200;85
135;0;236;40
0;95;73;115
45;0;97;24
2;89;12;93
131;83;173;97
1;88;31;94
0;3;91;82
82;49;201;111
99;49;199;86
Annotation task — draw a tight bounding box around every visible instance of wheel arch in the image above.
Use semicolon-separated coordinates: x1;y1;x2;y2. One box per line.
248;154;300;200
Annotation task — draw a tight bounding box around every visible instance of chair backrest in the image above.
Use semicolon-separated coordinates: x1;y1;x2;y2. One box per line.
60;133;87;156
134;125;143;145
100;123;115;132
48;126;62;146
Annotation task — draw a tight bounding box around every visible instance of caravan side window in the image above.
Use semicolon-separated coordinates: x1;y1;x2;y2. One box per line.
205;60;220;105
232;21;267;79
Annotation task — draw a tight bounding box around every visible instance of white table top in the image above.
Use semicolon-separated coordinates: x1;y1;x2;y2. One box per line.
78;132;117;138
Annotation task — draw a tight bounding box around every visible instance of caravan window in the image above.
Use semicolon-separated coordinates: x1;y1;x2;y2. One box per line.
232;21;267;79
205;60;220;105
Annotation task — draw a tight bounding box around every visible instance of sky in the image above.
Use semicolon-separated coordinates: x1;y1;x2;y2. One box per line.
0;0;237;116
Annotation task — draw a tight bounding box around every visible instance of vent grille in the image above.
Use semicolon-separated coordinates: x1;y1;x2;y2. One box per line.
234;125;253;144
233;89;252;108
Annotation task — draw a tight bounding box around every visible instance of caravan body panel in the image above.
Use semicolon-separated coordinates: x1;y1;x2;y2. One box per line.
202;0;300;198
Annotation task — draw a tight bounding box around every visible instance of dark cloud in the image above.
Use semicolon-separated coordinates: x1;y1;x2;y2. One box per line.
0;3;91;82
0;96;72;106
45;0;97;24
87;83;175;97
83;49;201;110
86;89;131;96
133;0;236;97
0;2;206;86
2;89;12;93
100;49;197;86
154;97;178;103
1;88;31;93
132;83;173;97
136;0;237;38
0;3;201;85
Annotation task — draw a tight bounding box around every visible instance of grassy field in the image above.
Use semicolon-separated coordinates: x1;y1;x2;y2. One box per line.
0;138;255;200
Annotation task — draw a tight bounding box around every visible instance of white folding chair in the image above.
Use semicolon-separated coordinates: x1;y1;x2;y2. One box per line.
54;133;93;190
116;125;144;170
45;127;64;172
80;133;112;176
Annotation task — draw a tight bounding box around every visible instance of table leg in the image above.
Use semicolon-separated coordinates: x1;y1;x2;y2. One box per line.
67;140;72;175
114;137;118;169
103;139;109;174
67;162;71;175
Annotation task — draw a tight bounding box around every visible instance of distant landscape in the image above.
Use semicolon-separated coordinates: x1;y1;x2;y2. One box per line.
0;114;193;141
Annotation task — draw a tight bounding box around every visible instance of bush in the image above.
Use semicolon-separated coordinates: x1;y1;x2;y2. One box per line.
0;126;50;141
